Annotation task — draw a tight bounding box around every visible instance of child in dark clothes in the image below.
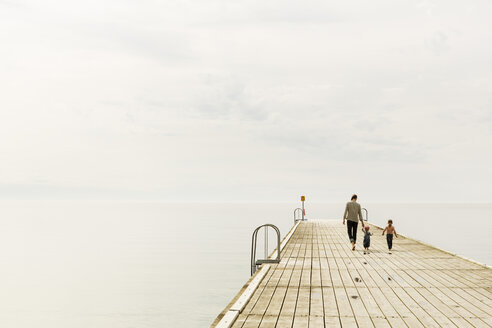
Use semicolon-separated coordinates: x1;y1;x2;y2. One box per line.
362;225;372;254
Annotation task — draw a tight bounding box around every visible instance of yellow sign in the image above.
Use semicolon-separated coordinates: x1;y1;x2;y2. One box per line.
301;196;305;201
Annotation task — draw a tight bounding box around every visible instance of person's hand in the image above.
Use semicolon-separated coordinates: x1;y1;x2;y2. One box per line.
343;219;345;225
382;233;384;236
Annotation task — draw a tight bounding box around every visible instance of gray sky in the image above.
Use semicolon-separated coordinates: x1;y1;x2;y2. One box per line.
1;0;491;202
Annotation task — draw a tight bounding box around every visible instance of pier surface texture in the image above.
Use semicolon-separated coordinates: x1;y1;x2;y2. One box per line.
211;220;492;328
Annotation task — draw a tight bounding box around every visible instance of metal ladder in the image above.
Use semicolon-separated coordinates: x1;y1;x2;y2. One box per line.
293;208;303;223
250;224;281;276
362;208;369;221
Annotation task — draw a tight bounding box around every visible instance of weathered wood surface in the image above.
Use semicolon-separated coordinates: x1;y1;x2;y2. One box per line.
212;220;492;327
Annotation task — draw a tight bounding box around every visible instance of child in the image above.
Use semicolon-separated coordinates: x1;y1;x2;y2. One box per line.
362;225;372;254
382;219;398;254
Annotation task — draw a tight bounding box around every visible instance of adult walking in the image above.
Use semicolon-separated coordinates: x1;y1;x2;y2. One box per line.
343;194;365;250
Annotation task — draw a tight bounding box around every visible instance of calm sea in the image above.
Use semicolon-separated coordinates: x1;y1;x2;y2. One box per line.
0;201;490;327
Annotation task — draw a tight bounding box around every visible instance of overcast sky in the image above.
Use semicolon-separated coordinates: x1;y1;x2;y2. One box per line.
1;0;491;202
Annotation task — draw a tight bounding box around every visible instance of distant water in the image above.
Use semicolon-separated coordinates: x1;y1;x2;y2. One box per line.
0;201;490;327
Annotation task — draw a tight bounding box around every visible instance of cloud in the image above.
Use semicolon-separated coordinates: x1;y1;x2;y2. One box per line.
426;30;450;55
255;122;427;163
417;0;437;16
0;0;492;201
192;75;269;121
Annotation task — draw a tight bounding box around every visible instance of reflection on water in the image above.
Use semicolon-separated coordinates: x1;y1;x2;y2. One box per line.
0;201;490;327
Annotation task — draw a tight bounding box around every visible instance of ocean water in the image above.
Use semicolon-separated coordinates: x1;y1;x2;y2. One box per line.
0;201;490;328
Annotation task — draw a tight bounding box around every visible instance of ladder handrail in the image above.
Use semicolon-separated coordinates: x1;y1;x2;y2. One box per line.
251;224;281;276
293;208;303;223
362;208;368;221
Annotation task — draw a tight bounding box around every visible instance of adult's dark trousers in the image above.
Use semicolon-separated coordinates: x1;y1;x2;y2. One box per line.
347;220;358;243
386;234;393;250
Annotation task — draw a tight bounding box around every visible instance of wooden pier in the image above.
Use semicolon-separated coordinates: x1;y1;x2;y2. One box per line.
212;220;492;328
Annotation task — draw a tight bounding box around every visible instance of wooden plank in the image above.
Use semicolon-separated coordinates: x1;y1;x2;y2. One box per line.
310;287;324;316
466;317;491;328
292;315;308;328
355;316;374;327
356;287;384;318
439;287;490;319
294;287;310;316
264;286;287;316
385;316;408;328
379;287;424;327
416;287;461;318
339;316;358;328
452;288;492;314
370;317;391;328
322;287;339;317
249;287;276;315
308;315;324;327
368;287;400;318
467;288;492;307
241;315;262;328
258;315;276;328
403;287;457;327
345;287;369;317
324;316;341;327
279;287;297;317
275;315;293;328
333;287;354;317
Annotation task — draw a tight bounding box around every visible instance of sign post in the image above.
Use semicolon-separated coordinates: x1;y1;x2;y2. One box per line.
300;196;305;221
